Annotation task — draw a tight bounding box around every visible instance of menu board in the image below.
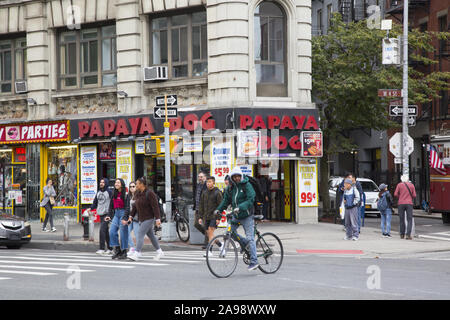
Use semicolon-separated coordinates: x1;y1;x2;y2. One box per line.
211;138;233;184
298;159;319;207
301;131;323;157
80;146;97;204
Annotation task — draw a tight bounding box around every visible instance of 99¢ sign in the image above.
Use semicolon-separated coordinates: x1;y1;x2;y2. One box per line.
298;159;319;207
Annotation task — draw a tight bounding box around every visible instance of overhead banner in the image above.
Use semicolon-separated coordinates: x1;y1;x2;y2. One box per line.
80;146;98;204
0;120;70;144
298;159;319;207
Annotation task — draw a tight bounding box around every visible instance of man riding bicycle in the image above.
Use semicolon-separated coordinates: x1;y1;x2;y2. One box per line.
214;167;259;271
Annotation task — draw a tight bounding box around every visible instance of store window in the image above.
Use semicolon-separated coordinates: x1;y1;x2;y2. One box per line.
47;146;78;207
254;1;287;97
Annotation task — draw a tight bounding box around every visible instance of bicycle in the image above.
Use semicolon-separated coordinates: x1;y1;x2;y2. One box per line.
155;198;190;242
205;213;283;278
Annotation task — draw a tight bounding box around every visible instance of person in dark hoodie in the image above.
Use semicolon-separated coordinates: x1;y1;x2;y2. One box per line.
106;178;129;260
87;178;113;255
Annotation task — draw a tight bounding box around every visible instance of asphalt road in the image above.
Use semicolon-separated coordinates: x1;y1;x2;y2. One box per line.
1;246;450;301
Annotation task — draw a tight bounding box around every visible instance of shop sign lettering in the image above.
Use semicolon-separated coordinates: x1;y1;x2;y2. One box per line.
0;121;69;144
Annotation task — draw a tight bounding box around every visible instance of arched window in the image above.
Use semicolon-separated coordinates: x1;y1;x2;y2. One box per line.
254;1;287;97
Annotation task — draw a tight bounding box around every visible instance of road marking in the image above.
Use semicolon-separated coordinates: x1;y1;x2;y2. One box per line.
0;270;57;276
0;277;12;280
296;249;364;255
0;265;95;273
0;259;135;269
20;253;200;263
0;256;169;267
418;235;450;241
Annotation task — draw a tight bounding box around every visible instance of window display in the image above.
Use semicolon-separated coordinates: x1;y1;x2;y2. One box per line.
47;146;78;207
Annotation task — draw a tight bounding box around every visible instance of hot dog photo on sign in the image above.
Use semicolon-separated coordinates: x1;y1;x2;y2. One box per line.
302;131;323;157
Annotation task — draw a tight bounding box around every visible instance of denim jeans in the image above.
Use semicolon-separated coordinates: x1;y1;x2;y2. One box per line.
109;209;129;250
230;215;257;265
380;208;392;235
128;221;140;248
42;203;54;229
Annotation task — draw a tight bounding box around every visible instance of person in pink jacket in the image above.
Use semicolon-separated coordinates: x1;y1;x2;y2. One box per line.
394;175;417;240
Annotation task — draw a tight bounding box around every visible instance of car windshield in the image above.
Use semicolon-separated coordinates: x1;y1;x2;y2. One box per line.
359;181;379;192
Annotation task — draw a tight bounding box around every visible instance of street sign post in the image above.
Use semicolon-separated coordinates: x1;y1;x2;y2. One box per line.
156;95;177;107
153;107;178;119
389;105;417;117
378;89;402;98
389;132;414;158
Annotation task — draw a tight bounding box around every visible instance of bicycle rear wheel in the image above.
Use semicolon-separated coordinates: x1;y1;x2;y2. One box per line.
176;218;190;242
256;232;284;274
206;235;238;278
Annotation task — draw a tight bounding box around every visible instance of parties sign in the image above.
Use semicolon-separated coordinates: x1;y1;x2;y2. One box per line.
301;131;323;157
80;146;97;204
0;121;70;144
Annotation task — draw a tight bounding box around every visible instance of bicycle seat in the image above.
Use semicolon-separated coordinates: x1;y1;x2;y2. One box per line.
253;215;264;220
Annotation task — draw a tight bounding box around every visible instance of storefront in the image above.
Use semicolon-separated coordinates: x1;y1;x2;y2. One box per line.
0;120;74;221
70;108;321;223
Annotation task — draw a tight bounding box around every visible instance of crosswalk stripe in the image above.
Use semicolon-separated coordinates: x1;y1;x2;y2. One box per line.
0;256;169;267
418;235;450;241
0;265;95;273
0;277;12;280
0;259;135;269
0;270;57;276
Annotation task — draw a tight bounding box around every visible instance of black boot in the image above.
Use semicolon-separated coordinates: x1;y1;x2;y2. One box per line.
117;249;128;260
112;246;121;259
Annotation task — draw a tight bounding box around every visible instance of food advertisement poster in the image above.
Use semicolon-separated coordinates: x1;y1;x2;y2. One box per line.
301;131;323;157
116;144;133;188
211;138;233;184
298;159;318;207
237;131;261;157
80;146;97;204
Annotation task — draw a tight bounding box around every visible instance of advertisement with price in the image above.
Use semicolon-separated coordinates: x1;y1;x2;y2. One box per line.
298;159;318;207
211;138;233;184
80;146;97;204
116;144;133;188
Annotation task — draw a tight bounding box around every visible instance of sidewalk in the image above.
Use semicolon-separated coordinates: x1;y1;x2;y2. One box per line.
24;213;450;259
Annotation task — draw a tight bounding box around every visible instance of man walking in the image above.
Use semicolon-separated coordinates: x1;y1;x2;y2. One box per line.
394;174;416;240
194;171;208;248
257;174;271;221
86;178;112;255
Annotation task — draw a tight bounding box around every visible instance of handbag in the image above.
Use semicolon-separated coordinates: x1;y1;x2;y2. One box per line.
49;196;56;205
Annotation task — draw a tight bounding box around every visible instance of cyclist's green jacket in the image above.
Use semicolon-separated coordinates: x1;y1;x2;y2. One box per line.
216;175;256;219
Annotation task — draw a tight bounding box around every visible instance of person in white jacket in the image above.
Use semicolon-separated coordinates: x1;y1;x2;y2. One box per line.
342;178;361;241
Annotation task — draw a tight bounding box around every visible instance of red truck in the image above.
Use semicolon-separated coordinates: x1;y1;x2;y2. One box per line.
429;135;450;224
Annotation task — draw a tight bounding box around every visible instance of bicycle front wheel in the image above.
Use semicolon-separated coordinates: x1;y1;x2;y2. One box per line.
176;218;190;242
256;232;284;274
206;235;238;278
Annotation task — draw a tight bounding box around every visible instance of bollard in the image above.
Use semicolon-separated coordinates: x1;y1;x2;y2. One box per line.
63;212;70;241
88;211;95;242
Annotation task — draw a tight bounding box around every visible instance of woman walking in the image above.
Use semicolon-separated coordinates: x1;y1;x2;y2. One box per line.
377;183;393;238
125;181;140;255
127;177;164;261
106;178;129;259
40;178;57;232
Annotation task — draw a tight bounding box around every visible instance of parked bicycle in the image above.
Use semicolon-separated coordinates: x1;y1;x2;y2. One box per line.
206;213;283;278
155;197;190;242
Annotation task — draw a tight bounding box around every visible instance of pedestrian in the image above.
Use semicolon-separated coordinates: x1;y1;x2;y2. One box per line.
194;171;208;248
107;178;129;259
394;174;416;240
40;178;57;232
199;176;223;257
377;183;393;238
125;181;140;256
350;175;365;233
87;178;112;255
257;174;271;221
343;178;361;241
215;167;259;271
127;177;164;261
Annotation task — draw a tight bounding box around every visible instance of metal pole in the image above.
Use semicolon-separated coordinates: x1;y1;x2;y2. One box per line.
402;0;409;176
164;94;172;221
63;212;70;241
88;211;94;242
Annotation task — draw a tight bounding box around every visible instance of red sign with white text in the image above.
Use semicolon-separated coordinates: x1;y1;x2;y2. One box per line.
0;121;70;144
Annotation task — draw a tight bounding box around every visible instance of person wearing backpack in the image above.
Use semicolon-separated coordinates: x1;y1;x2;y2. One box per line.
214;167;259;271
342;178;361;241
377;183;393;238
394;175;417;240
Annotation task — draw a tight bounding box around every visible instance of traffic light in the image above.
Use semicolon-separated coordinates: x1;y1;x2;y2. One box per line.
382;37;401;65
144;136;183;156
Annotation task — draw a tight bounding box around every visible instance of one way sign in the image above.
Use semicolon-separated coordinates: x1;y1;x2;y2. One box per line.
155;95;177;107
389;105;418;117
153;107;178;119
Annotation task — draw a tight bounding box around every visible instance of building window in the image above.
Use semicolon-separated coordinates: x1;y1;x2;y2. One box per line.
254;1;287;97
150;11;207;79
327;4;332;28
317;9;323;35
0;38;26;94
59;25;117;89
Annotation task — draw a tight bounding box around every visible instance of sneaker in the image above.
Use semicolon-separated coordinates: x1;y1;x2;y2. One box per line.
218;244;227;257
42;228;50;232
154;250;164;261
343;236;351;240
51;227;57;232
96;250;105;255
203;249;213;258
405;235;413;240
128;251;141;261
382;233;387;238
352;237;359;241
103;250;113;256
248;263;260;271
385;234;392;238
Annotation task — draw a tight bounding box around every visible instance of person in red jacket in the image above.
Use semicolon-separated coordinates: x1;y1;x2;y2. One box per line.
394;174;416;240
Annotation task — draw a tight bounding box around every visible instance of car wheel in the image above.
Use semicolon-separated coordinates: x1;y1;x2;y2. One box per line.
6;244;22;249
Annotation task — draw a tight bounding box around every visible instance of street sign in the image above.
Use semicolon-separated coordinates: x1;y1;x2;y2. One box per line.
153;107;178;119
408;115;416;127
155;95;177;107
394;157;402;164
378;89;402;98
389;132;414;157
389;105;418;117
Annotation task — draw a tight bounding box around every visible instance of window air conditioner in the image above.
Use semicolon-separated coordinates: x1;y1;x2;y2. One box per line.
15;80;28;94
143;66;168;81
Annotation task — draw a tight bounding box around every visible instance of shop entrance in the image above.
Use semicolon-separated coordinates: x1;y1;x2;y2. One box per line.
0;163;26;218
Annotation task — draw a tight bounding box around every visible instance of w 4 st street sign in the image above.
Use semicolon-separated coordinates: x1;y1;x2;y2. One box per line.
389;105;418;117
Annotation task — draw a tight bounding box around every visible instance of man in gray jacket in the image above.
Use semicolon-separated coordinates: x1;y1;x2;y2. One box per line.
86;178;112;255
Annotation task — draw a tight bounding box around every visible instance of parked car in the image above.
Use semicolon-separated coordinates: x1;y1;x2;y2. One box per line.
0;213;32;249
329;176;381;216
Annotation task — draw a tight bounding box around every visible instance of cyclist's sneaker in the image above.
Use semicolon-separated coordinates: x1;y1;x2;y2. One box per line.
154;249;164;261
203;247;214;258
248;263;259;271
218;243;227;256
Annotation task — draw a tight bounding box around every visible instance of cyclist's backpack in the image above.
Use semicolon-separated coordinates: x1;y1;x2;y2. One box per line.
377;192;389;212
244;175;265;215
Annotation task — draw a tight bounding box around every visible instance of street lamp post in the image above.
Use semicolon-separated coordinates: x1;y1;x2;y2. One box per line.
402;0;409;176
